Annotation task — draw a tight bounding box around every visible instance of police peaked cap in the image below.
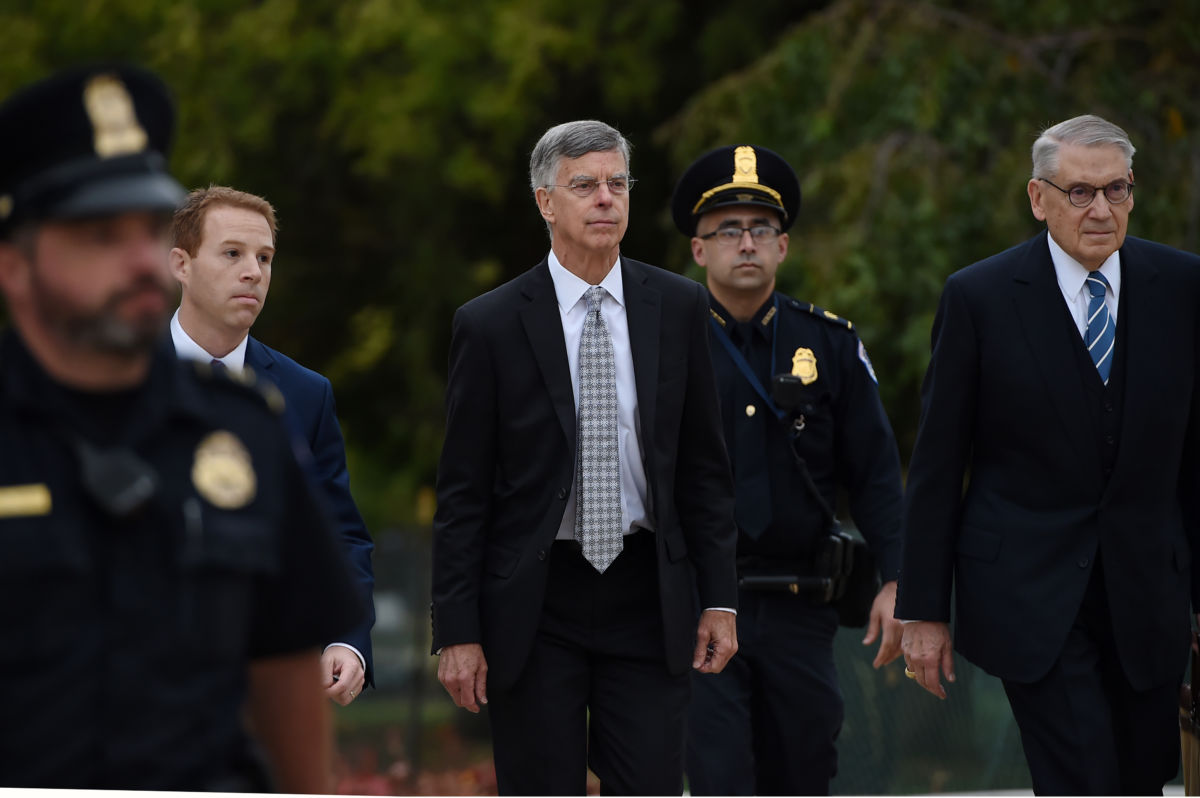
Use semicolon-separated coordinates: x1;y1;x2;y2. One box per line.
0;64;185;236
671;144;801;235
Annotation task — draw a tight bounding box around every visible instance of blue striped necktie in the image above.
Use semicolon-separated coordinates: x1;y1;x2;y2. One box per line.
1085;272;1115;384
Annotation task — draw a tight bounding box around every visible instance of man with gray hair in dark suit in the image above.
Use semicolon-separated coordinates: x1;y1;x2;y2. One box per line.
898;114;1200;794
432;120;739;795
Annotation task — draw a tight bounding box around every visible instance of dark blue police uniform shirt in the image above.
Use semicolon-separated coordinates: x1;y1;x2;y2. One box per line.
0;331;362;790
707;292;903;579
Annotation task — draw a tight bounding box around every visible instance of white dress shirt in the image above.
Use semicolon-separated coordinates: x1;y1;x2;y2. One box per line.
547;251;652;540
169;310;250;372
1047;233;1121;340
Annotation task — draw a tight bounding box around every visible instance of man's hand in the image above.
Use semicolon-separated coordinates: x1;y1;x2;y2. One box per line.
438;643;488;712
321;645;366;706
693;609;738;673
863;580;903;669
901;620;955;699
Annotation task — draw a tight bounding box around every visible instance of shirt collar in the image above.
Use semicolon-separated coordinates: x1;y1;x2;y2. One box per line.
708;293;776;341
1047;232;1122;300
170;309;250;372
547;250;625;312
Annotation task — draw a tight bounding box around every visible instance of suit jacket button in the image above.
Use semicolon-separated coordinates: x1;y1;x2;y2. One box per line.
538;549;547;561
557;487;567;500
1077;557;1089;568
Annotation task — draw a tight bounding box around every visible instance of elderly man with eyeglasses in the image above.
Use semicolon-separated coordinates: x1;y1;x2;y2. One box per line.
671;145;905;795
897;114;1200;794
431;120;739;795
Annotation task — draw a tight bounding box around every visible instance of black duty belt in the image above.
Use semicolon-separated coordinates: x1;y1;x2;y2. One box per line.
736;531;857;605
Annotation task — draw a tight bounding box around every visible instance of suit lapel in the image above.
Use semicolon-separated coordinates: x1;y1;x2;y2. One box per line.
518;260;577;452
1009;232;1096;466
245;337;274;373
622;257;661;445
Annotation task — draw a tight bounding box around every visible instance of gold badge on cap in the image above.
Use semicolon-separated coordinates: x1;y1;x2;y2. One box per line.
191;430;256;509
0;195;12;221
691;145;784;214
83;74;148;158
732;146;759;184
792;347;818;385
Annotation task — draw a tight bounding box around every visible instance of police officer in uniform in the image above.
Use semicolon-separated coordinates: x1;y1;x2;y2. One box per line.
672;145;904;795
0;65;361;791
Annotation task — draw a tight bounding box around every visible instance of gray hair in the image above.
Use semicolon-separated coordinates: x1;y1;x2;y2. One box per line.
1031;114;1136;180
529;121;631;238
529;120;632;193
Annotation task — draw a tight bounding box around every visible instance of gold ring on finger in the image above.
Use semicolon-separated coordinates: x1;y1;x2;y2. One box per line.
904;668;917;679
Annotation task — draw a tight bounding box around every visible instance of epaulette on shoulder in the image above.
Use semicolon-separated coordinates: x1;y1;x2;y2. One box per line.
784;297;854;331
190;360;288;416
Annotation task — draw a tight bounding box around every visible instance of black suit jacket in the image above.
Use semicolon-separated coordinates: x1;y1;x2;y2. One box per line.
245;338;376;685
897;232;1200;690
431;256;738;689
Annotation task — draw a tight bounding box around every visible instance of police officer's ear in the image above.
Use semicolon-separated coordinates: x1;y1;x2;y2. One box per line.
168;246;191;287
690;235;709;269
0;231;34;302
775;229;790;261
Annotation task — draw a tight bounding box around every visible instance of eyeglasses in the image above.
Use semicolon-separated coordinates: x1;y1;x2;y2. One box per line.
1039;178;1135;208
544;176;636;197
698;225;782;245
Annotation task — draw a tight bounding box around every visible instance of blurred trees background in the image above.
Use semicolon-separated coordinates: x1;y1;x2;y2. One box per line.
2;0;1196;529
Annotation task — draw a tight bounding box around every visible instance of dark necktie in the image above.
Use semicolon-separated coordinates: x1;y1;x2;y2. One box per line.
731;323;772;538
1085;272;1115;384
575;286;623;572
210;358;227;375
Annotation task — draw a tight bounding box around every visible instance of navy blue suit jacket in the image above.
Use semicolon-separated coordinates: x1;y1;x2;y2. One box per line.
246;337;376;685
897;232;1200;690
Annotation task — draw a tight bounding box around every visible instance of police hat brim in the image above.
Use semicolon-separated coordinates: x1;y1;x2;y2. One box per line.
46;171;186;221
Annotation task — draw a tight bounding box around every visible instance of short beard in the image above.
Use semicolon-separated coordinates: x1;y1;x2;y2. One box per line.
31;273;171;357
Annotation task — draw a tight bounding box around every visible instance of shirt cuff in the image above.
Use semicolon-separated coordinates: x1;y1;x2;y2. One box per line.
323;642;366;671
704;607;737;615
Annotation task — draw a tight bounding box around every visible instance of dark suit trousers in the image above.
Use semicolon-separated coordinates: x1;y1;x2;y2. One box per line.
1002;557;1181;795
487;530;690;796
686;591;842;795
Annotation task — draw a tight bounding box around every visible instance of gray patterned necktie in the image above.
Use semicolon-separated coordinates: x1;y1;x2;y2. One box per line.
575;285;623;572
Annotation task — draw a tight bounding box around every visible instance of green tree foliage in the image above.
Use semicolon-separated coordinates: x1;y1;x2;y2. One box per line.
0;0;822;531
659;0;1200;456
2;0;1197;526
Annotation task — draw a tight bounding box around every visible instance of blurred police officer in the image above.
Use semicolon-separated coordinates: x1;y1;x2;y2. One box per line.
672;145;904;795
0;65;360;791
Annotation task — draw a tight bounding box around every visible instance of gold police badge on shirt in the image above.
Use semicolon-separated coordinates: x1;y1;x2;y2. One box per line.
192;430;256;509
0;483;51;517
792;347;818;385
